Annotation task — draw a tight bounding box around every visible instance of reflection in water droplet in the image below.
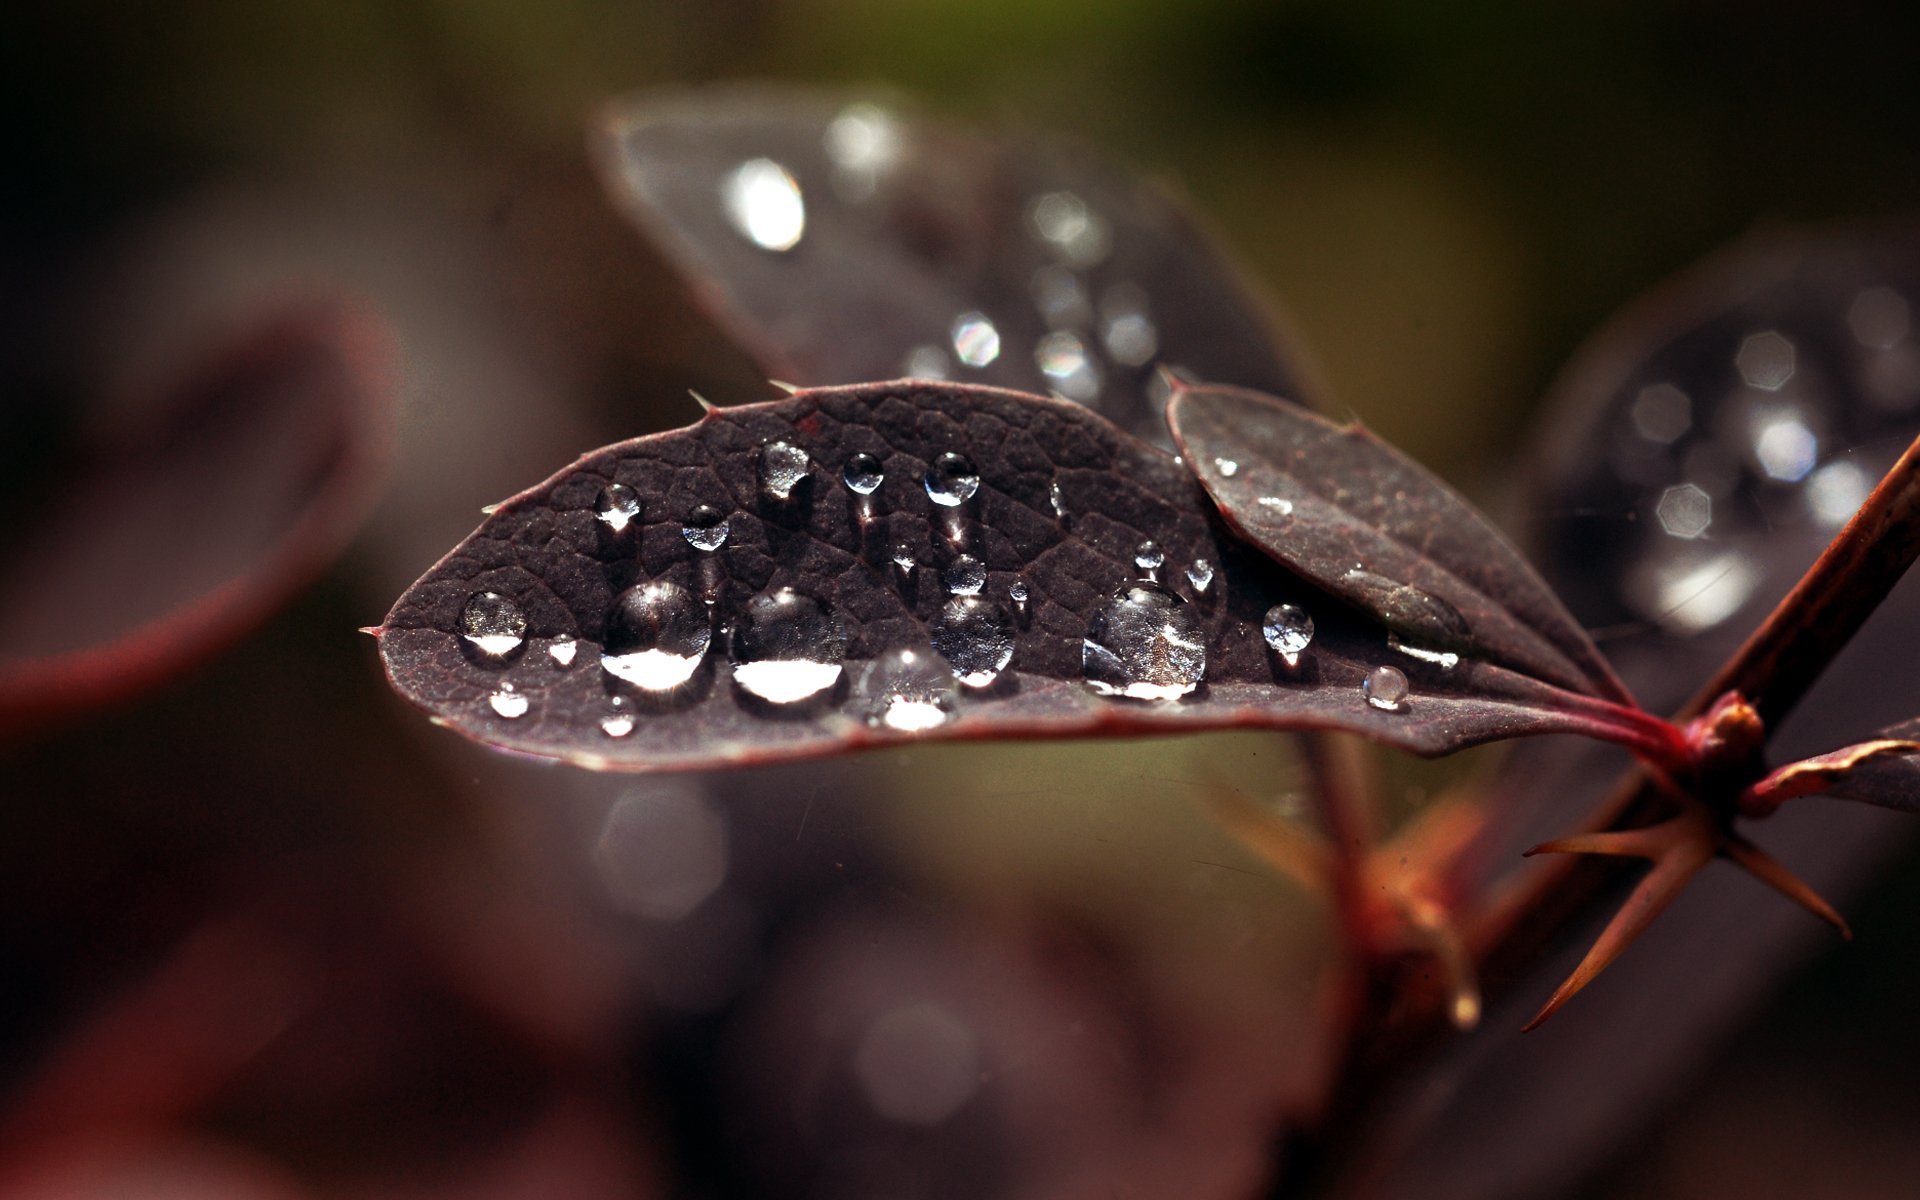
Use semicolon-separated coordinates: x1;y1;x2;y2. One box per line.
728;588;849;703
601;697;636;738
950;312;1001;368
1050;480;1069;522
1753;408;1818;482
843;452;885;495
891;543;918;579
931;596;1016;688
1036;330;1100;402
823;101;901;202
1736;331;1796;391
1031;264;1092;329
602;581;712;692
1630;383;1692;444
595;787;728;922
489;682;529;719
1134;540;1164;572
1008;577;1030;618
1388;633;1459;670
1262;604;1313;665
595;483;641;533
461;591;528;659
1028;191;1110;267
902;343;952;380
721;158;805;252
1806;459;1872;527
943;554;986;596
548;638;578;668
924;452;980;506
1099;283;1158;367
1214;457;1239;477
1363;666;1409;711
1186;558;1214;595
1082;582;1206;701
857;647;960;731
1656;483;1713;539
1850;286;1910;349
854;1001;981;1127
758;440;811;502
683;505;730;552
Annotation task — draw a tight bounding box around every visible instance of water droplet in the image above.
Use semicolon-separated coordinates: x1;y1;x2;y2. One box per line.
890;542;918;580
843;452;885;495
1363;666;1409;711
1656;483;1713;539
857;647;960;731
950;312;1001;368
1257;496;1294;515
1099;283;1158;367
1630;383;1692;444
1050;480;1069;522
1213;457;1239;477
601;697;635;738
489;682;529;719
1262;604;1313;665
1031;264;1092;329
1186;558;1214;596
924;452;980;507
1134;540;1164;572
1387;633;1459;670
594;482;641;533
728;588;849;704
901;343;952;380
943;554;986;596
460;591;528;660
602;581;712;692
1736;331;1796;391
758;440;811;502
931;596;1017;687
548;638;578;668
1082;582;1207;701
1027;191;1110;267
1035;330;1100;402
721;157;805;252
682;505;730;552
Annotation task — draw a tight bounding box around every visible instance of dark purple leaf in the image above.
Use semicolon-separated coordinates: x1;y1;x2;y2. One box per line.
376;382;1663;773
1814;717;1920;814
0;302;395;734
1167;384;1634;705
590;85;1315;447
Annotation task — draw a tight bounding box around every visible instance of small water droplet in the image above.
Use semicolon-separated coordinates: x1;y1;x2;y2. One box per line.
601;697;635;738
682;505;730;552
548;638;578;668
602;581;712;692
1262;604;1313;665
758;440;811;502
728;588;849;704
950;312;1001;368
489;682;529;719
1186;558;1214;595
924;452;980;507
594;483;641;533
460;591;528;660
857;647;960;731
721;157;805;252
1009;577;1030;619
890;543;918;580
1213;457;1239;477
1257;496;1294;515
943;554;986;596
1134;540;1164;572
1363;665;1409;711
843;452;885;495
930;596;1017;688
1082;582;1207;701
1387;633;1458;670
1050;480;1069;522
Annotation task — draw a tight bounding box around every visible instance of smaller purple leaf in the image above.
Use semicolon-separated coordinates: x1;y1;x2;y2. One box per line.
377;383;1669;773
1779;717;1920;814
1166;384;1636;706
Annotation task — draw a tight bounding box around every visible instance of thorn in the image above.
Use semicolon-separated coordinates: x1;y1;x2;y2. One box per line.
357;625;383;638
1723;836;1852;940
480;502;500;515
1523;812;1715;1031
689;389;716;413
1154;364;1189;397
768;379;799;395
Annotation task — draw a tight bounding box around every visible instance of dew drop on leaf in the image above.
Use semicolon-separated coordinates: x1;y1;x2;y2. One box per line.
1134;540;1164;572
594;482;641;533
601;696;636;739
1186;557;1214;596
489;681;529;719
942;554;986;596
727;587;849;704
1262;603;1314;664
548;638;578;668
930;596;1016;688
460;591;528;660
856;646;960;731
1364;665;1409;711
682;504;731;552
843;451;885;495
1082;582;1206;701
758;440;812;502
923;452;980;507
601;581;712;692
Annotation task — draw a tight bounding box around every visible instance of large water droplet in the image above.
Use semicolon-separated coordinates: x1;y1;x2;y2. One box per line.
1262;604;1313;665
758;441;811;502
548;638;578;668
943;554;986;596
1082;582;1206;701
683;505;730;552
721;157;805;252
843;452;885;495
594;482;641;533
1364;665;1409;711
924;452;980;507
950;312;1001;368
602;581;712;692
728;588;849;703
931;596;1017;688
489;682;529;719
857;647;960;731
460;591;528;660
